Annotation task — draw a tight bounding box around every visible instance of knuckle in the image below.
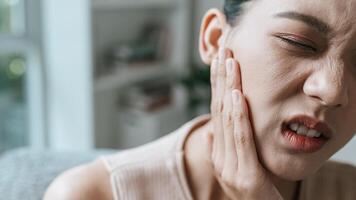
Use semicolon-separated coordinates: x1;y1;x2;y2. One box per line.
215;157;224;173
241;136;248;145
221;170;235;187
223;113;233;127
218;66;225;77
239;135;247;144
211;150;217;161
215;163;223;174
235;175;261;192
236;135;249;146
236;180;254;192
219;102;224;113
211;100;223;115
233;110;244;121
227;77;235;89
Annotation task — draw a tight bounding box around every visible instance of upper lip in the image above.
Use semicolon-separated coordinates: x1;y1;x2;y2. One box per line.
283;115;333;139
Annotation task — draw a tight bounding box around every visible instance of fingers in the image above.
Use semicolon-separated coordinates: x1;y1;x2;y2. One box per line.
215;48;228;169
226;57;242;91
210;59;218;99
209;52;279;199
210;58;219;162
232;90;259;170
221;59;239;180
211;48;232;172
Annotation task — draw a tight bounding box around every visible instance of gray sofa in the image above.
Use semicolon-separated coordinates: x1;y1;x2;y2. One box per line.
0;148;115;200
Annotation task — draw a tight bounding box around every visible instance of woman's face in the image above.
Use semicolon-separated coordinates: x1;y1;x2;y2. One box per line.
223;0;356;180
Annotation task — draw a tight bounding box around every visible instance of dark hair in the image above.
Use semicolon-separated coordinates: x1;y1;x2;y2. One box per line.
224;0;252;25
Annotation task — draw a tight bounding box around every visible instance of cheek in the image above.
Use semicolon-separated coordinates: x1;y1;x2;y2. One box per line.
232;38;301;106
329;106;356;150
333;108;356;134
326;82;356;149
231;45;290;142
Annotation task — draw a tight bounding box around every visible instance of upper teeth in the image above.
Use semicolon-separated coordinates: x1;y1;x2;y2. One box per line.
288;123;322;138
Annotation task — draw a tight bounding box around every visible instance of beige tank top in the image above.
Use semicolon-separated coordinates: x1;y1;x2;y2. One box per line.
101;115;356;200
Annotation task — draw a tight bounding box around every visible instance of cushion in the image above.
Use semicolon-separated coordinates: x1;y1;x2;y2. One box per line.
0;148;115;200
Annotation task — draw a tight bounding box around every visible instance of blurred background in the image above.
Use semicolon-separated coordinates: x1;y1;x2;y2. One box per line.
0;0;355;164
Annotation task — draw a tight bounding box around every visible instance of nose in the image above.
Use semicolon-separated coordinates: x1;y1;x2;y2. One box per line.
303;59;349;108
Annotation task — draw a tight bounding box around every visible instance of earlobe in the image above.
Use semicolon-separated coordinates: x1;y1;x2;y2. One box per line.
199;8;230;65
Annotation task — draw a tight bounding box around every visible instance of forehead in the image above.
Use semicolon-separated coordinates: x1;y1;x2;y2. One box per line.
251;0;356;36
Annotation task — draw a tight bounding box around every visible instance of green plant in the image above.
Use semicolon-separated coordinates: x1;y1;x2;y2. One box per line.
180;65;211;115
0;54;26;101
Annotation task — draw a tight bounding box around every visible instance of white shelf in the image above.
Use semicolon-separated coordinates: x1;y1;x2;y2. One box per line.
92;0;177;10
92;0;191;148
94;63;175;92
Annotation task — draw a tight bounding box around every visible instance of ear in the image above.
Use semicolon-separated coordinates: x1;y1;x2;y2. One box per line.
199;8;230;65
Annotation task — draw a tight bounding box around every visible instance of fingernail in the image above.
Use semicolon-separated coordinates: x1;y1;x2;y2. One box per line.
232;90;240;103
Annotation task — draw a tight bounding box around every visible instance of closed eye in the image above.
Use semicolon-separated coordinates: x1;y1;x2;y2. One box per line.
275;35;317;53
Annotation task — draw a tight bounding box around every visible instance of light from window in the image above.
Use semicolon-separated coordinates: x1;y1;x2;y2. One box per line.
0;54;27;153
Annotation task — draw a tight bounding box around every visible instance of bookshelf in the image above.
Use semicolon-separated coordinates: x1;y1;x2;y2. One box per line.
94;63;175;92
91;0;192;148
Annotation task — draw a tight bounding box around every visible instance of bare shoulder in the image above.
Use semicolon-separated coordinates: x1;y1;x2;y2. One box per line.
43;159;113;200
322;160;356;175
317;160;356;184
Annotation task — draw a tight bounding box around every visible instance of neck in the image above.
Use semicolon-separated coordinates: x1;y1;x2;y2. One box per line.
183;120;299;200
271;174;300;200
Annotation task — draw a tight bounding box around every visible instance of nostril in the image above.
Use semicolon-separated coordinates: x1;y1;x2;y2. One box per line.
309;95;343;108
307;94;327;106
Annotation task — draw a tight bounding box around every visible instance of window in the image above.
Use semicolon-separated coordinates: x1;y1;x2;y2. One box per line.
0;0;25;35
0;54;27;152
0;0;43;153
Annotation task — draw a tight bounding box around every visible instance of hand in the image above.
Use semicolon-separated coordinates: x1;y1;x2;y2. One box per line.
206;47;283;200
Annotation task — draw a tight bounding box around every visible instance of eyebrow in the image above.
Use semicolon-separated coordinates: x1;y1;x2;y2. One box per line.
274;11;330;35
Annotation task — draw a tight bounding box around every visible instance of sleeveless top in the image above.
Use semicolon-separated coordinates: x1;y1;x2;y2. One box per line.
100;115;356;200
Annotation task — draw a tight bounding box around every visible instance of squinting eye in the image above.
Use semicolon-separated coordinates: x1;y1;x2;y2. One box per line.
276;35;318;53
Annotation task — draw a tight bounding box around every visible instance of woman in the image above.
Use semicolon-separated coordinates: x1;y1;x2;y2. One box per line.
44;0;356;199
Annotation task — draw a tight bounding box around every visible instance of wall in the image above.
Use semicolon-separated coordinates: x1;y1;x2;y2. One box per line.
43;0;94;150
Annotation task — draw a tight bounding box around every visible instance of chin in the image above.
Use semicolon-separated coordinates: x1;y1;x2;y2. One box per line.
260;151;327;181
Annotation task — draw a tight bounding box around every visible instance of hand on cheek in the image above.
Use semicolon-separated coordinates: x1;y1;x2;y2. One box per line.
206;47;283;200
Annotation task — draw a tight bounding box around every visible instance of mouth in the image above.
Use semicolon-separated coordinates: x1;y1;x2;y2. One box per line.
281;115;333;153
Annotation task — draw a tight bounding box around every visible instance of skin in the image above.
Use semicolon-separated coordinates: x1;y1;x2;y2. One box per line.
44;0;356;199
184;49;284;200
186;0;356;199
43;159;113;200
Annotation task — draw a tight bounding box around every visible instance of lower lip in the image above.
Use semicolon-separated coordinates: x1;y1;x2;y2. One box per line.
281;126;328;153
